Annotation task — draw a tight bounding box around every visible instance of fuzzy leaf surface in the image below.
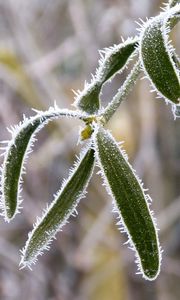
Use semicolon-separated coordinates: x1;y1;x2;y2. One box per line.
98;38;138;84
0;106;84;221
140;6;180;104
75;82;101;114
74;38;138;114
20;146;95;268
94;127;160;280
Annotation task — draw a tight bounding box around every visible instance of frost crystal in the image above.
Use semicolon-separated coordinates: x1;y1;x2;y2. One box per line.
20;145;95;268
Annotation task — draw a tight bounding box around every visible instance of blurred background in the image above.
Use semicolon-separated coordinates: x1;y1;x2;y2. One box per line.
0;0;180;299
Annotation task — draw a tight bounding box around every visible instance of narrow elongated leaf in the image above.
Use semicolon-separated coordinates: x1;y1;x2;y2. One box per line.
139;5;180;104
0;105;85;222
20;146;95;268
74;37;138;114
94;127;161;280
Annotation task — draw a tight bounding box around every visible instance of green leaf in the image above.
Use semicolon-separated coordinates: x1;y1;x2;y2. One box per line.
20;146;95;268
74;37;138;114
0;105;85;222
94;127;161;280
74;81;101;115
97;37;138;84
140;5;180;105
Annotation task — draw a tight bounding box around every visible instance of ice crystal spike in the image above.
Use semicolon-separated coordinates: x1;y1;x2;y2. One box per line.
74;37;138;114
139;5;180;105
20;146;95;268
94;127;161;280
0;106;84;222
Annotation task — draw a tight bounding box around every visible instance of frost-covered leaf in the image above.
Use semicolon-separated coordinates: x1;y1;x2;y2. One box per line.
74;37;138;114
0;105;85;222
20;146;95;268
94;127;161;280
139;5;180;105
97;37;138;84
74;81;101;115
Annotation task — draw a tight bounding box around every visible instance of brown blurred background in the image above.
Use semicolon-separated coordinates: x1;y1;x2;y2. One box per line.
0;0;180;299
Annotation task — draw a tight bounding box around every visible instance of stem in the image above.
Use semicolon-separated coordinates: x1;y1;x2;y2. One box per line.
102;59;141;124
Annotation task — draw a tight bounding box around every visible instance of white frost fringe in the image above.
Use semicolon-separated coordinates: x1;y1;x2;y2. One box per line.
138;4;180;108
0;103;86;222
19;141;95;269
73;36;138;109
92;125;162;280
